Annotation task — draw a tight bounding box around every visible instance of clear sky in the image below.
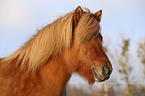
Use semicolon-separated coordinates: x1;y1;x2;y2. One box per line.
0;0;145;85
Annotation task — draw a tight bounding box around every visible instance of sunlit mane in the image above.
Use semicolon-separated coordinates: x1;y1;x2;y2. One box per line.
4;13;73;72
4;9;100;73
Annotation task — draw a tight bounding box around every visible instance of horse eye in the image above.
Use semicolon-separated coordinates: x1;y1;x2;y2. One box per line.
100;36;103;42
98;33;103;42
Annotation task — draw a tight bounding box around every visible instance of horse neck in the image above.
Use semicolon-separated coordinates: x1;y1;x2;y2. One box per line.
38;55;71;95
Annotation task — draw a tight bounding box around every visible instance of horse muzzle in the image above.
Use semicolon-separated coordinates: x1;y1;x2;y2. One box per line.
92;64;112;82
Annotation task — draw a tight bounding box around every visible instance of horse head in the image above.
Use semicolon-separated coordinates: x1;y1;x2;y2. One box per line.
64;6;113;84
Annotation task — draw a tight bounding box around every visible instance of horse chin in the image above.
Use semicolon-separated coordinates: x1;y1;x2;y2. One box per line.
92;67;110;82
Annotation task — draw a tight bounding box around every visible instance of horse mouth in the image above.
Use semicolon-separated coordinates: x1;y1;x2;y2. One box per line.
92;67;110;82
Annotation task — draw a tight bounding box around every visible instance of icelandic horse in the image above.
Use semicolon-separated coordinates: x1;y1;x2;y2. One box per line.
0;6;113;96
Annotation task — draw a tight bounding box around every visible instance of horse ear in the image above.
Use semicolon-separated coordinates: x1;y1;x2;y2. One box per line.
94;10;102;22
73;6;83;28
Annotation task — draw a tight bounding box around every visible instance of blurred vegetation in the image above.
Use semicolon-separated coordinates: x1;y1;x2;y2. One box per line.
137;39;145;74
66;84;145;96
119;39;132;96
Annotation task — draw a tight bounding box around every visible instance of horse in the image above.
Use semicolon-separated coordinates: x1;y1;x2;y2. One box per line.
0;6;112;96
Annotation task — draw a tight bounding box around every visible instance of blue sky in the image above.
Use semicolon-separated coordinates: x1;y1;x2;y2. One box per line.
0;0;145;85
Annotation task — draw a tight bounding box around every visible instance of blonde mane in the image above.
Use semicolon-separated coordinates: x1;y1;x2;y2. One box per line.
4;10;100;73
4;13;73;72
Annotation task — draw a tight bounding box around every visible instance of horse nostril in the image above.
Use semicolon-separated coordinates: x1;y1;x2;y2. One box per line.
102;65;109;76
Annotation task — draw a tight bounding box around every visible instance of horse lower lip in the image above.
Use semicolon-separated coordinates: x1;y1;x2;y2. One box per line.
92;68;108;82
92;68;102;81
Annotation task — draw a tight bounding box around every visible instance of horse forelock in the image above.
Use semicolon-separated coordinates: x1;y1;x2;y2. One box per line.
76;13;100;41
